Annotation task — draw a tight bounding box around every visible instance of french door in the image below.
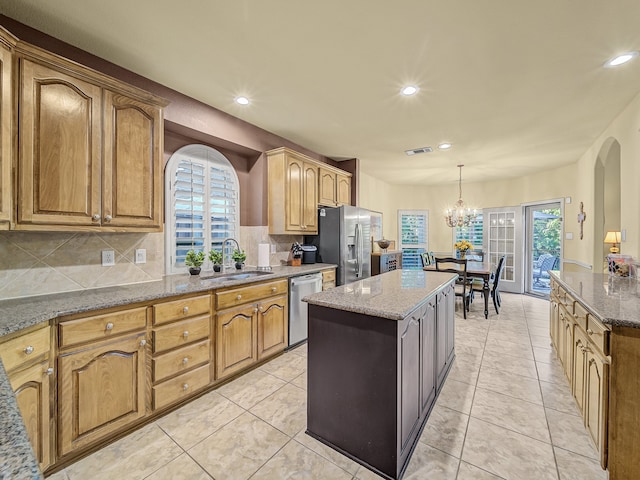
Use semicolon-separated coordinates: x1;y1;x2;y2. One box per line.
524;201;563;297
483;206;523;294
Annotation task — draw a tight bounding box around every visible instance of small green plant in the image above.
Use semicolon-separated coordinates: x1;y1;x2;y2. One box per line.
208;249;223;265
232;248;247;264
185;249;205;267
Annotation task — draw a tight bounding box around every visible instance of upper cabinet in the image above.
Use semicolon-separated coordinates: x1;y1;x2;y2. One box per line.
0;29;16;229
14;43;167;232
267;147;351;234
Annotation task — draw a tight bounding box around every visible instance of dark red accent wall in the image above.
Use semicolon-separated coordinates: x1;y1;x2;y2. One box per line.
1;14;352;226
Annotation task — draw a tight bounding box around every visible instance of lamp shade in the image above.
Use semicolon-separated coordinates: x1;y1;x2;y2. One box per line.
604;231;621;244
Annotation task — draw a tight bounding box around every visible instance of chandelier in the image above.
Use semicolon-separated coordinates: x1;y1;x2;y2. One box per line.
444;164;478;228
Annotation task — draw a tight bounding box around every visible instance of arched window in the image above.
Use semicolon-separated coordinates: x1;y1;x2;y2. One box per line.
165;145;240;274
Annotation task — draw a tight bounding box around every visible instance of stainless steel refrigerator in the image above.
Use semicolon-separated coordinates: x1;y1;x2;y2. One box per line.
306;206;372;286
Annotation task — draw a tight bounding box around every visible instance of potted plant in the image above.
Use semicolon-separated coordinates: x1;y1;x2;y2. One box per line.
185;249;205;275
209;249;223;272
232;248;247;270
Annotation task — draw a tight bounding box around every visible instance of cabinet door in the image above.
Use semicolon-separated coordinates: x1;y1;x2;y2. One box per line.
285;156;304;232
399;315;421;452
318;168;337;206
336;173;351;206
103;90;162;229
18;58;102;227
58;333;147;456
572;326;588;412
257;295;287;360
216;304;257;380
421;298;437;414
549;296;559;350
585;348;609;469
0;35;12;227
9;360;52;470
303;162;318;233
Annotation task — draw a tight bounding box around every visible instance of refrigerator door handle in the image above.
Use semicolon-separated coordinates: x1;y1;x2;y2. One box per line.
355;223;360;277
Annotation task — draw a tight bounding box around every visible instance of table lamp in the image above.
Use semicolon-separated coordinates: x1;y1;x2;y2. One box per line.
604;231;621;253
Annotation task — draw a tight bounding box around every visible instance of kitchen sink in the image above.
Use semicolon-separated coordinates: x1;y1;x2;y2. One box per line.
200;270;274;282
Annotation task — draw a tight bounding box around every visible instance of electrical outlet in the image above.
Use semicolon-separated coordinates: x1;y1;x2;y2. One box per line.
102;250;115;266
270;244;276;254
135;248;147;264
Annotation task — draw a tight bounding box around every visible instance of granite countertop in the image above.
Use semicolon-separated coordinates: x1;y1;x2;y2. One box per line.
550;270;640;328
304;269;457;320
0;263;335;479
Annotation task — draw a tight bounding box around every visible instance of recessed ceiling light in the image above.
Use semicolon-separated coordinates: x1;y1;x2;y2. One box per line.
400;85;419;96
438;143;452;150
604;51;639;68
235;96;250;105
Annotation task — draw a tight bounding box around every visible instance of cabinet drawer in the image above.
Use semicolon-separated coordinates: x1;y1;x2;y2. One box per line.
0;326;50;372
153;294;210;326
586;317;610;356
573;303;589;331
152;315;210;354
59;308;147;348
152;339;210;383
322;269;336;283
152;363;210;410
216;279;288;309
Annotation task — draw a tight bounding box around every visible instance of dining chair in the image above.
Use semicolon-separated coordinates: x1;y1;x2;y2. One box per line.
472;255;505;314
435;257;471;319
465;251;484;262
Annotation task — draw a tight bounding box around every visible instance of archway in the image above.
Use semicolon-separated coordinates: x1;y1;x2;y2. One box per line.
593;138;621;270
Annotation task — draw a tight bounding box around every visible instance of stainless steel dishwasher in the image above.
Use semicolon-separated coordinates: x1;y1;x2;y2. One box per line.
288;273;323;347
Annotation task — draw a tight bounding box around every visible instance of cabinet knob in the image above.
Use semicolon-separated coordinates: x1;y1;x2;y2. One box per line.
236;294;242;301
586;328;594;335
182;383;189;391
183;306;189;314
105;322;114;331
254;307;259;313
139;339;147;347
23;345;34;355
45;367;54;376
183;331;189;339
271;287;277;293
92;214;101;222
104;215;112;222
182;357;189;365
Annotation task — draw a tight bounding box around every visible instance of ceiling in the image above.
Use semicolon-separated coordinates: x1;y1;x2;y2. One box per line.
2;1;640;186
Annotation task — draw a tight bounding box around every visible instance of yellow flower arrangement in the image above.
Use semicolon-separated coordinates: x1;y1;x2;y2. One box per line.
454;240;473;253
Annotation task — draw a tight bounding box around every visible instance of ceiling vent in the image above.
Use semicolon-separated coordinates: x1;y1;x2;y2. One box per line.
405;146;433;156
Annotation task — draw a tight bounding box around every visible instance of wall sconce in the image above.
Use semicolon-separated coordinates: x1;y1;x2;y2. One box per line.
604;231;621;253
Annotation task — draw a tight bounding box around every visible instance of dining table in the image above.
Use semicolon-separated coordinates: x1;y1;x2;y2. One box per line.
424;260;493;319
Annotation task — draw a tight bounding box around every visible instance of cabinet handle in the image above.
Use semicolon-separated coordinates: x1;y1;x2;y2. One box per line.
183;331;189;339
182;357;189;365
183;306;189;314
92;214;101;222
182;383;189;391
104;215;112;222
139;339;147;347
23;345;34;355
586;328;594;335
105;322;114;331
45;367;54;376
271;287;277;293
236;294;242;301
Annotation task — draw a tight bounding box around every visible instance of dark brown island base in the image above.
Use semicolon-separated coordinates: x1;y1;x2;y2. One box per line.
303;270;458;480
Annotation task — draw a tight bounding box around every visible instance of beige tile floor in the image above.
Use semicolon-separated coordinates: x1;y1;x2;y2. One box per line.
47;293;608;480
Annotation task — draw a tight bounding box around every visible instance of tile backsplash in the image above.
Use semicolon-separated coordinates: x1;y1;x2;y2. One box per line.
0;227;302;300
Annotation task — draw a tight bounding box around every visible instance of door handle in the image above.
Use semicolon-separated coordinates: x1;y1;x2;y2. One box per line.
354;223;360;277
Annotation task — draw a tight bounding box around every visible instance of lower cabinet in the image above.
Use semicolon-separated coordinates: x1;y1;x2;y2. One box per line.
585;345;609;468
58;332;148;456
436;283;455;387
257;296;287;360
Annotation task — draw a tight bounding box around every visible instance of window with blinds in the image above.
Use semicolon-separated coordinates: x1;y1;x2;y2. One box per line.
455;213;484;249
398;210;429;270
166;145;239;274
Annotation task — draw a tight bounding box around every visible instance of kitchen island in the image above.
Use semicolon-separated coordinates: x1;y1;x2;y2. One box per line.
303;269;458;480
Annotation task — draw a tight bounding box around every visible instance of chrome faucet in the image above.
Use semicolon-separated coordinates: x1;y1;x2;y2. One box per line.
221;237;241;271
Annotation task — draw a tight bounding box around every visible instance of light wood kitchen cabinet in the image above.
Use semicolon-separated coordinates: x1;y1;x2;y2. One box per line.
318;167;352;207
57;309;148;456
0;326;53;471
321;268;336;290
15;43;166;232
215;279;288;379
585;345;608;468
0;29;15;229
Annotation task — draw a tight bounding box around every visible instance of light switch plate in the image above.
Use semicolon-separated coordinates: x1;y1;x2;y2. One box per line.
565;232;573;240
101;250;115;266
135;249;147;264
